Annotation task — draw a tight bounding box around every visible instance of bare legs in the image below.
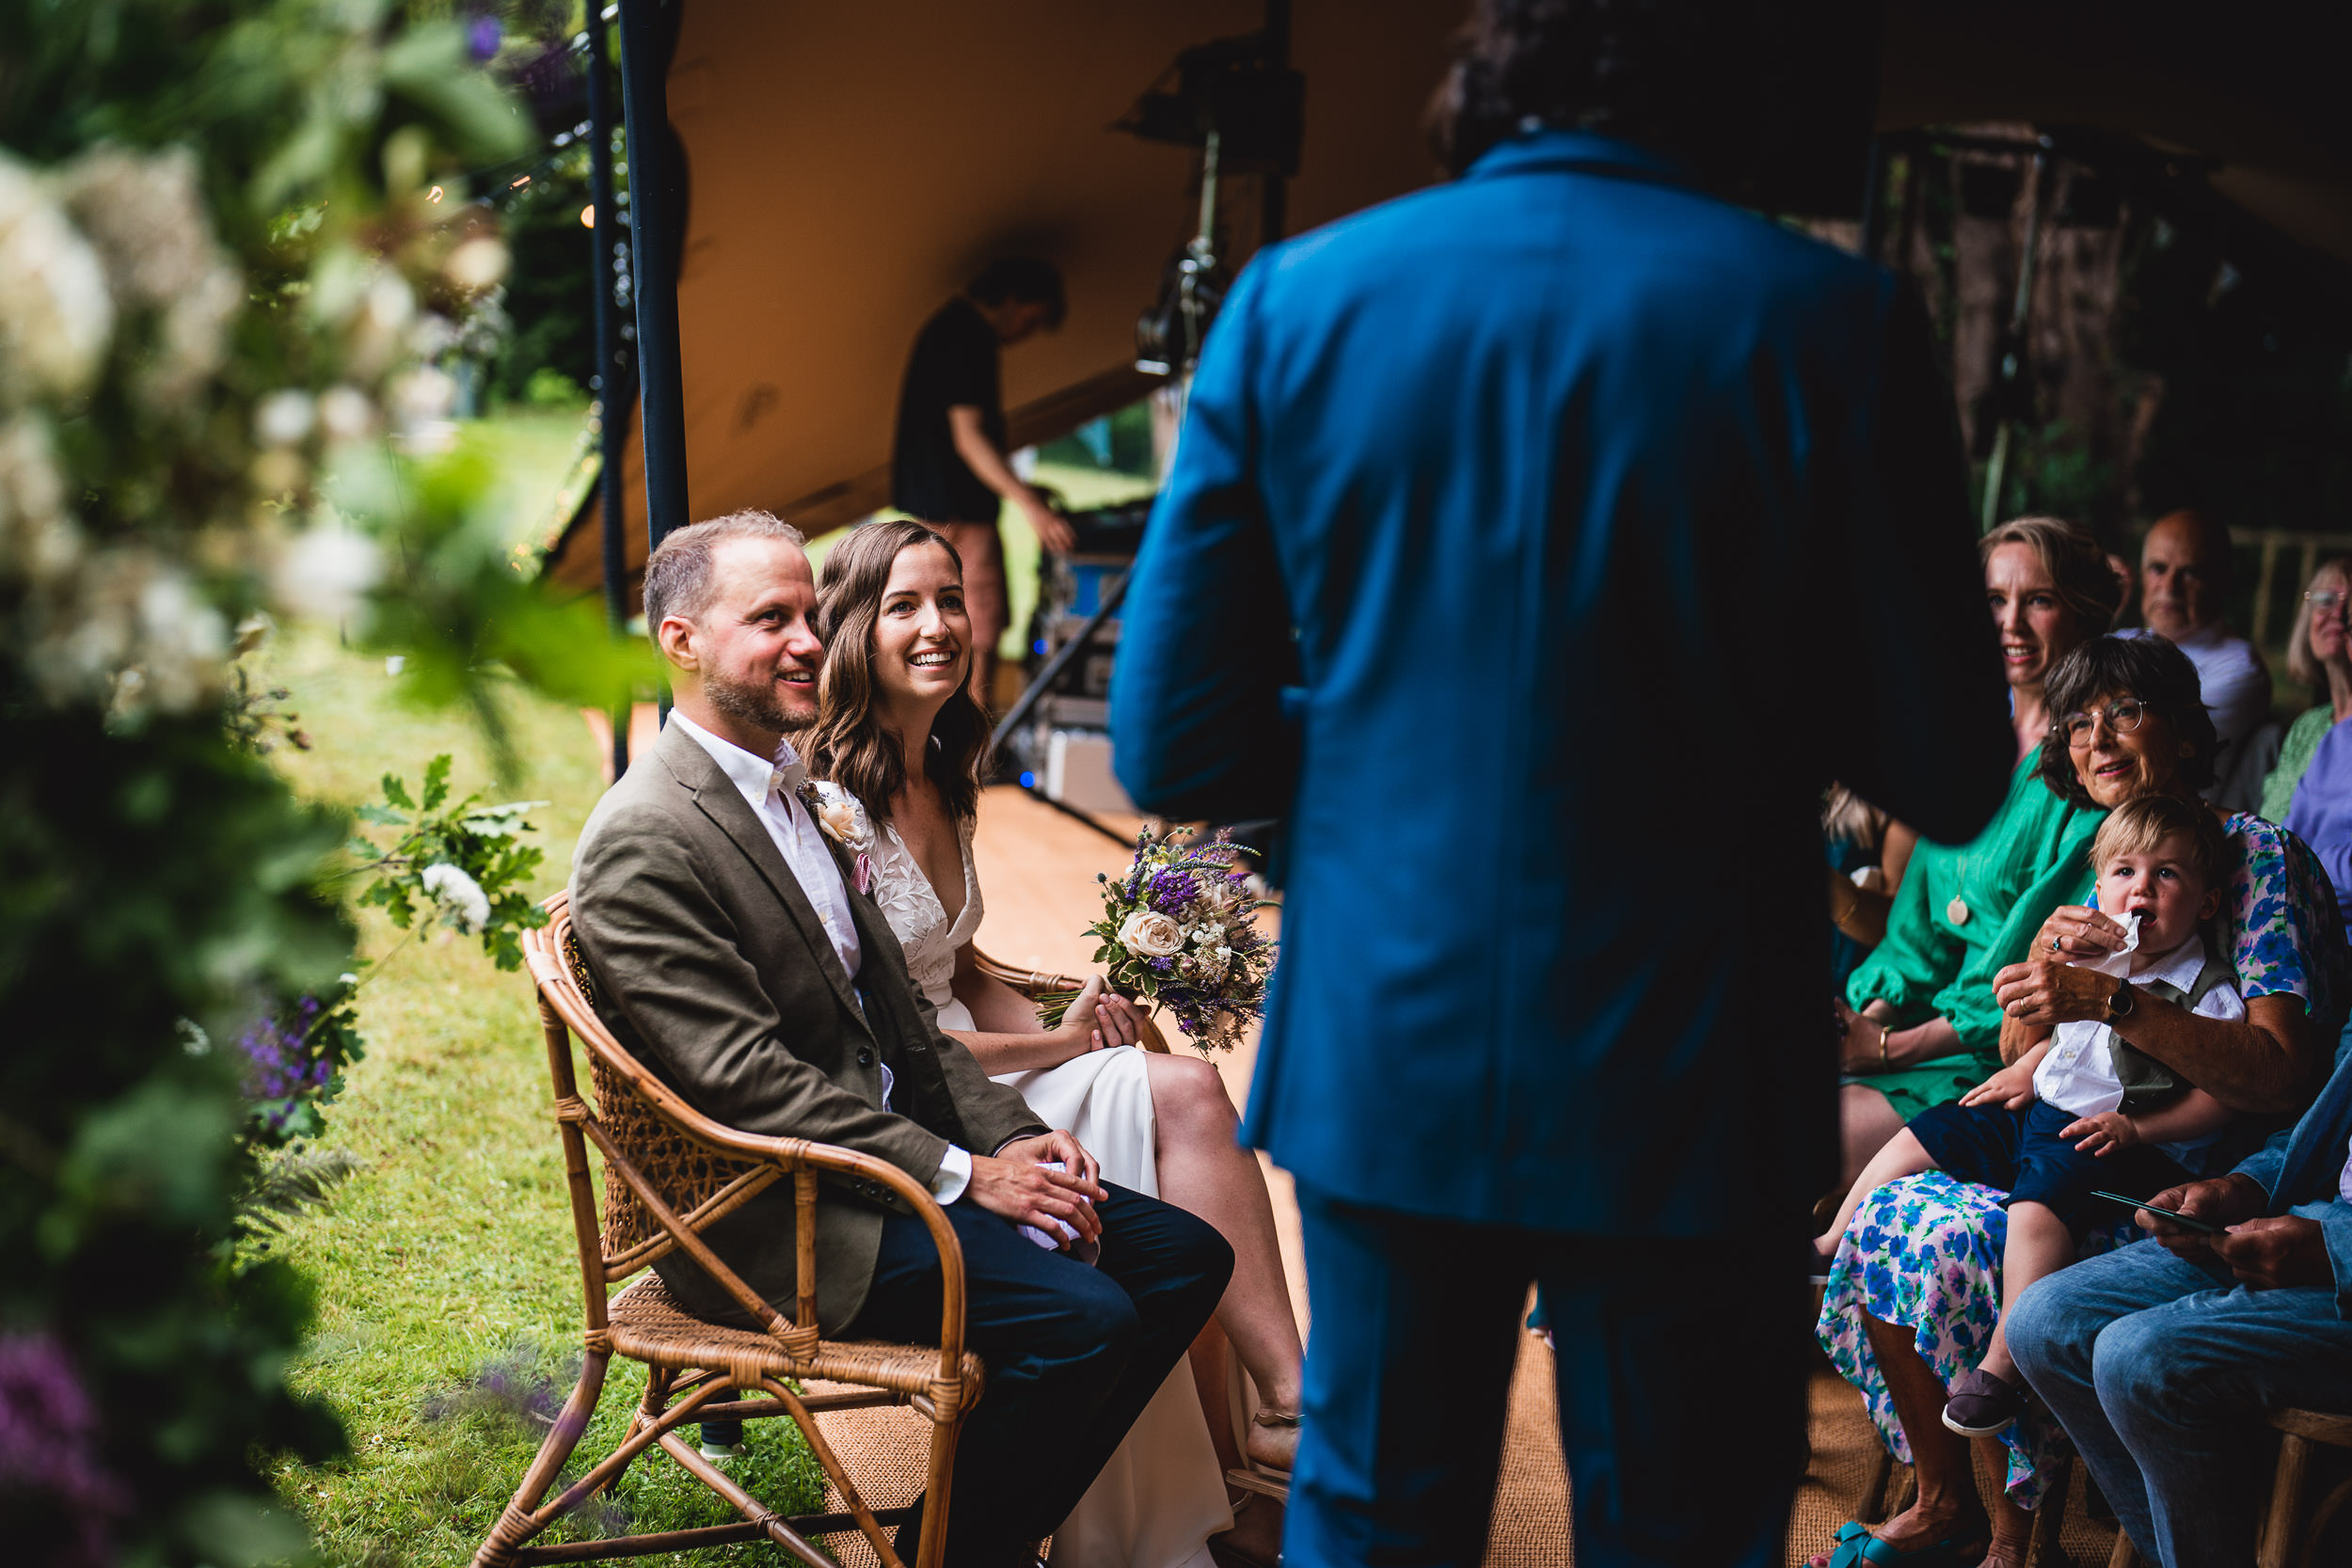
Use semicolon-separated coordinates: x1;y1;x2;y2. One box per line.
1814;1129;1935;1260
1979;1202;2072;1386
1840;1083;1908;1189
1140;1051;1306;1467
1806;1311;2033;1568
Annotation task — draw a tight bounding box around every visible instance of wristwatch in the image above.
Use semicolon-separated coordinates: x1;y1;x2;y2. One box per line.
2105;977;2137;1023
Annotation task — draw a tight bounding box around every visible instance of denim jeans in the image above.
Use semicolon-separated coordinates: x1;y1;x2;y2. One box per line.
2007;1233;2352;1568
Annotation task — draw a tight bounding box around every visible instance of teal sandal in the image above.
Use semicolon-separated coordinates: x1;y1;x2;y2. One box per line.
1822;1520;1991;1568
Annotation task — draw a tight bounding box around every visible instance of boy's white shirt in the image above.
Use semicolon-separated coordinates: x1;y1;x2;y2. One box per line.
2031;927;2245;1164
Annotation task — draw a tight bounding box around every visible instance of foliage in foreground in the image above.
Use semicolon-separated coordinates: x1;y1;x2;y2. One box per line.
0;2;642;1562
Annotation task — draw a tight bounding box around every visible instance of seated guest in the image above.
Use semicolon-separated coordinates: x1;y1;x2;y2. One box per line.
1839;515;2121;1184
2261;555;2352;822
2008;1017;2352;1568
1814;796;2242;1439
568;510;1233;1567
2122;509;2274;813
1810;633;2346;1568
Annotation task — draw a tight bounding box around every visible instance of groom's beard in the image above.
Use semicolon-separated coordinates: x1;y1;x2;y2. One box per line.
704;663;803;736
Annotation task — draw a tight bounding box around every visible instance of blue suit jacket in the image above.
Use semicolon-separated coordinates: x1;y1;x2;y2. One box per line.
1110;131;2013;1232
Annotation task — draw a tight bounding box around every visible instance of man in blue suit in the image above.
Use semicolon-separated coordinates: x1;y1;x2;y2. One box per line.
1108;3;2013;1563
2008;1037;2352;1568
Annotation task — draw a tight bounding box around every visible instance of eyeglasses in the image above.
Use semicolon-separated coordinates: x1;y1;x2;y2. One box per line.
2308;590;2347;612
2058;698;2149;746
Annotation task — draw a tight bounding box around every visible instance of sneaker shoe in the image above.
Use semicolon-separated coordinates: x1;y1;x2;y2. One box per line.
1941;1368;2027;1436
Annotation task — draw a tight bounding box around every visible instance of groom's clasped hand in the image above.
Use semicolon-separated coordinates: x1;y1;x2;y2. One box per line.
970;1129;1106;1246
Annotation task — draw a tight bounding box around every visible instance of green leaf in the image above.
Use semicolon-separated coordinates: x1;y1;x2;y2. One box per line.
420;753;453;812
353;803;407;826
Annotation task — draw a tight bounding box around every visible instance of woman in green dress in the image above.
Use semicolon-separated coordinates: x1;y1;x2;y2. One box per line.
2259;555;2352;822
1833;516;2123;1184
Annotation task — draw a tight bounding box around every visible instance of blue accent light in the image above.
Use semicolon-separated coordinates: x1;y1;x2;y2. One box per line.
1018;771;1037;789
1033;639;1049;656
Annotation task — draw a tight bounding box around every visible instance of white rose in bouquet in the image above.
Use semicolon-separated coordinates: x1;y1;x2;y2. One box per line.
1117;910;1185;958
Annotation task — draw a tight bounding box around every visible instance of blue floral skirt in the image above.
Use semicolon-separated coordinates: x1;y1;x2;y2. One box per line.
1815;1170;2139;1509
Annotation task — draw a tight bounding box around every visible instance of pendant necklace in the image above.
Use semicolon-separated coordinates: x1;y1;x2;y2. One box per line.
1946;841;1972;927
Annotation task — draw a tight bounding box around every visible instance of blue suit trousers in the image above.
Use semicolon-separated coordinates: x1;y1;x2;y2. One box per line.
1290;1189;1806;1568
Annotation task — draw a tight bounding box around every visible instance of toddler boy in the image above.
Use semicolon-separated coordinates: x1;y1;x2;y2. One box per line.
1811;794;2240;1436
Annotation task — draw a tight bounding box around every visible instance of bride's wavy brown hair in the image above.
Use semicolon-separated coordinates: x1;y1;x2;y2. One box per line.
801;519;990;825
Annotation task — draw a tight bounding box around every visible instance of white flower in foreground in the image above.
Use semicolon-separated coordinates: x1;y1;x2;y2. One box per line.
421;863;491;934
254;389;316;448
0;154;115;404
443;236;509;292
318;385;375;443
274;520;383;624
1116;910;1185;958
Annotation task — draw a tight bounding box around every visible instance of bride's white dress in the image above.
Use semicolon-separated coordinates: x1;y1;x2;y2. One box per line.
866;816;1229;1568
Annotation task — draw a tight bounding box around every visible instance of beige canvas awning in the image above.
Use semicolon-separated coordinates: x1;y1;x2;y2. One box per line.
546;0;2352;605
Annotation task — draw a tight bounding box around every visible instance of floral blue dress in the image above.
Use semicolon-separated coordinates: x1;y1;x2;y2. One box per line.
1818;815;2346;1509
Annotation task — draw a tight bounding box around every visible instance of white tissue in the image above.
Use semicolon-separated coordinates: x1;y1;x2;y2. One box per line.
2078;911;2141;978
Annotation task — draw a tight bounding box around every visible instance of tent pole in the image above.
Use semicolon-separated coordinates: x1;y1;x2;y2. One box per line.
617;0;691;563
1261;0;1290;244
588;2;631;780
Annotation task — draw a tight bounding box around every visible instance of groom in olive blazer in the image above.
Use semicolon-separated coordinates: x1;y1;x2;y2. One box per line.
571;711;1043;1332
568;511;1230;1567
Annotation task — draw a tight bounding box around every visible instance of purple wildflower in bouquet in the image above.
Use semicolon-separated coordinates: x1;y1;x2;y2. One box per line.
1037;826;1278;1054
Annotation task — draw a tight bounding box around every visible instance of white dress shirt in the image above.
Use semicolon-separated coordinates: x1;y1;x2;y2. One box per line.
2033;929;2243;1168
670;710;971;1201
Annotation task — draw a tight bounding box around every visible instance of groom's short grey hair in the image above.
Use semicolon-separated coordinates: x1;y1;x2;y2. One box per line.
642;510;807;631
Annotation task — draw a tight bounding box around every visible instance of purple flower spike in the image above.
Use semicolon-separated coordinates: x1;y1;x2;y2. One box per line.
468;15;504;61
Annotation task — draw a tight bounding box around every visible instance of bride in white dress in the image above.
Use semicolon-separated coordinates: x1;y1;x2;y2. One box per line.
800;520;1305;1568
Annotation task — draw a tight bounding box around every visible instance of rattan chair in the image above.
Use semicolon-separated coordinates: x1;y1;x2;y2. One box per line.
473;892;987;1568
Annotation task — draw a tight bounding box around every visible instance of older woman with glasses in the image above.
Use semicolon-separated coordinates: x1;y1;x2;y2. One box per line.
2265;559;2352;860
1835;516;2122;1186
1809;633;2348;1568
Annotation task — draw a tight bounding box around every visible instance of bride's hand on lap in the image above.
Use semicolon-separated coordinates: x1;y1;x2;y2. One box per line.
1052;977;1136;1055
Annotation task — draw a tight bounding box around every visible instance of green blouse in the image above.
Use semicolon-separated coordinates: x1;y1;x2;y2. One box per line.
1846;752;2102;1059
2260;704;2337;825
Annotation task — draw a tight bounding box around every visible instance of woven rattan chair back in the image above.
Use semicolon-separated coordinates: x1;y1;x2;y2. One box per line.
558;923;762;1270
470;891;976;1568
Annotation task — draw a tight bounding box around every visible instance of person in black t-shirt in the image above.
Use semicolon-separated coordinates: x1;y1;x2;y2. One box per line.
891;256;1073;708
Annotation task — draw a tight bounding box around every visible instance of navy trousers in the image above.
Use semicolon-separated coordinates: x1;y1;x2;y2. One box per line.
843;1181;1232;1568
1290;1188;1807;1568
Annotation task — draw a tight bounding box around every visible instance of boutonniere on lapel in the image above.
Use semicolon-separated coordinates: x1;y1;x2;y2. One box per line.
802;779;875;895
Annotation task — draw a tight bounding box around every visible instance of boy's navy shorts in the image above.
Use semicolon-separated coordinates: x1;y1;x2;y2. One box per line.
1907;1097;2189;1232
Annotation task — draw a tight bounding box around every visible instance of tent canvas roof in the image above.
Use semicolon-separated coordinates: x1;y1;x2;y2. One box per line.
546;0;2352;604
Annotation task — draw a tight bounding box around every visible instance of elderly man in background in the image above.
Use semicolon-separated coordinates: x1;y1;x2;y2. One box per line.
2124;508;2275;810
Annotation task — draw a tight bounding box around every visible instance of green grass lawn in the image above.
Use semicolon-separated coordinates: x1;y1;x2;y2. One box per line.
258;419;1155;1566
259;399;829;1565
257;627;825;1567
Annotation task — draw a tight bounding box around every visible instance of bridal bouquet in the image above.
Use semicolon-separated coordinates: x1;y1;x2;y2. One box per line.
1038;827;1278;1054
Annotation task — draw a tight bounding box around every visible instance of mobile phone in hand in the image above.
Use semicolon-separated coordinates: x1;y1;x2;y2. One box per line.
2092;1191;2225;1235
